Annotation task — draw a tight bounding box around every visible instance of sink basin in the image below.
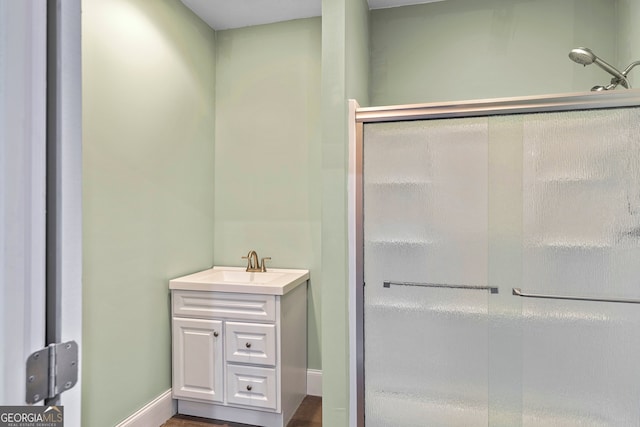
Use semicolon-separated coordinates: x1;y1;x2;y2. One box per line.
169;266;309;295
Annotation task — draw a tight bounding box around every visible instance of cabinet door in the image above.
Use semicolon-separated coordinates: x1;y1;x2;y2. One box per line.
172;317;223;403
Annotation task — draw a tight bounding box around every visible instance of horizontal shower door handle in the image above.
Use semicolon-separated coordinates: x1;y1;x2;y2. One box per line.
512;288;640;304
384;281;498;294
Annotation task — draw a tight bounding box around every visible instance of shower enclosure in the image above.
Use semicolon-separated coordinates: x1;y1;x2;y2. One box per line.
350;91;640;426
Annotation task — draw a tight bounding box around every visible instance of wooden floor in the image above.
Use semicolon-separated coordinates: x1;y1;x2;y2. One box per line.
161;396;322;427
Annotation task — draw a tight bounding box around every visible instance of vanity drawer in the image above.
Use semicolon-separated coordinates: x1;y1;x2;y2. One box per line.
172;290;276;322
226;322;276;366
226;364;277;410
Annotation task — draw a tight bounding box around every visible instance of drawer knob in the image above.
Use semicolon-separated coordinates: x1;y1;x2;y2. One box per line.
246;385;253;391
245;342;251;348
213;331;219;337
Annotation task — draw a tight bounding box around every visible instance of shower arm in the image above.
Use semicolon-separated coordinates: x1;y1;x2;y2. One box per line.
622;60;640;77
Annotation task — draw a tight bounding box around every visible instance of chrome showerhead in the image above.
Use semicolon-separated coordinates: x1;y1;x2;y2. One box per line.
569;47;630;89
569;47;596;65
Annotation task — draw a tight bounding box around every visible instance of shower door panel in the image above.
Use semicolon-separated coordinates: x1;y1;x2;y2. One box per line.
519;108;640;425
364;118;489;426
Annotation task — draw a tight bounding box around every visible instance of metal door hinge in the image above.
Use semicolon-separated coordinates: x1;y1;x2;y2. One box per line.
26;341;78;404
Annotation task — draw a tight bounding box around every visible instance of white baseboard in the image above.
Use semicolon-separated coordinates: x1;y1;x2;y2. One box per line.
307;369;322;396
115;389;176;427
117;370;321;426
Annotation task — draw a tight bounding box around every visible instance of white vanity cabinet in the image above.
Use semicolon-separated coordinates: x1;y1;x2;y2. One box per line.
170;267;309;427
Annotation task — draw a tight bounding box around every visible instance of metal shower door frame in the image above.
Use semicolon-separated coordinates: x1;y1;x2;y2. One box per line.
348;89;640;427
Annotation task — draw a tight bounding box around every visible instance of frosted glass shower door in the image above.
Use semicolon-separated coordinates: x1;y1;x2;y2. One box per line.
519;108;640;426
362;106;640;426
363;118;490;426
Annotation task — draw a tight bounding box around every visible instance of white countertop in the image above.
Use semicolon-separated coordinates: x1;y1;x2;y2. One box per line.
169;266;309;295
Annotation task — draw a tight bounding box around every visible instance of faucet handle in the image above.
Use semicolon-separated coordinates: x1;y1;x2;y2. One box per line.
260;257;271;272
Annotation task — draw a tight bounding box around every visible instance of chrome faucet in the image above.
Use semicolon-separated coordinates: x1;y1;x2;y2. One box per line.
242;250;271;272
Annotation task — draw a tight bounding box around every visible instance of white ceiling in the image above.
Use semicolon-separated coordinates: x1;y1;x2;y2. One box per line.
181;0;446;31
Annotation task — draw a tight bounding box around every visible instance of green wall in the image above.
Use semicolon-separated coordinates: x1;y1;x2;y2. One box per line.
82;1;216;426
213;18;323;370
618;0;640;88
321;0;369;425
370;0;617;105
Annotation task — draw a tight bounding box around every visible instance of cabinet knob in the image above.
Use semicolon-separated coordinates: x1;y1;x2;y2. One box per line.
213;331;219;337
245;342;251;348
246;385;252;391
